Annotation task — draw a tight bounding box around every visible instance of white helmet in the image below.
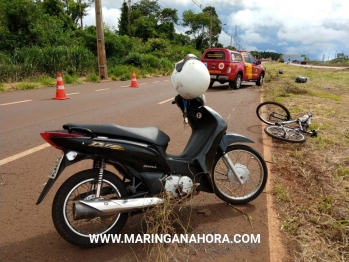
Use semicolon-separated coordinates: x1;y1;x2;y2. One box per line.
171;54;210;99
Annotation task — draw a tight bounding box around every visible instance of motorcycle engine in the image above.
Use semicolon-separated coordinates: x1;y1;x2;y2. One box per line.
164;175;193;198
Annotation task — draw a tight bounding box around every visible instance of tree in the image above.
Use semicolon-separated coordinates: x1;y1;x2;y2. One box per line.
0;0;37;50
202;6;222;48
157;8;178;24
42;0;76;30
225;45;236;50
156;8;178;41
129;0;178;42
134;16;157;41
118;1;129;36
182;7;221;50
131;0;160;17
63;0;91;29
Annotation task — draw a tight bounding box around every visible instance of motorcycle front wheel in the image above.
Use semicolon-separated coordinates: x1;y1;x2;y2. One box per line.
52;169;128;248
212;145;268;204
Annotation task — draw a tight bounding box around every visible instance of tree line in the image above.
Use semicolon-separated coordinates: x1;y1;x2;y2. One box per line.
0;0;281;83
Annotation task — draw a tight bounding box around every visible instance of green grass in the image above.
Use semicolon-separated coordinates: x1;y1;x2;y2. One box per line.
85;73;99;83
13;83;38;90
40;76;56;87
63;74;81;85
261;62;349;261
274;184;290;202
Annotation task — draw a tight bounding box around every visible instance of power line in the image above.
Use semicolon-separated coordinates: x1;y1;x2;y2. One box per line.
191;0;204;10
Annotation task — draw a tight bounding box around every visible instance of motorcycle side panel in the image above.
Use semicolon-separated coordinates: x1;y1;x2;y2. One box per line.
171;106;227;174
50;136;171;173
140;172;164;194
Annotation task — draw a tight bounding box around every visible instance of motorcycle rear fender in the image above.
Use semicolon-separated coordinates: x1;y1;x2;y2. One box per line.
219;132;254;153
36;150;88;205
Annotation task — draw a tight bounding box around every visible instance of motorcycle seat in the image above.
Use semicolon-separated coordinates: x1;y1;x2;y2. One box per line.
63;123;170;147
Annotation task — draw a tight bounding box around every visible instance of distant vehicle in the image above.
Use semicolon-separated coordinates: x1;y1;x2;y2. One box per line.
201;48;266;89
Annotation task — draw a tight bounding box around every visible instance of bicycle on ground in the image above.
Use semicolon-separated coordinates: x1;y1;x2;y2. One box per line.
256;101;317;143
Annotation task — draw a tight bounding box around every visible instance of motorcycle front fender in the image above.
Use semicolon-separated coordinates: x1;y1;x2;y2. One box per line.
219;132;254;153
36;151;88;205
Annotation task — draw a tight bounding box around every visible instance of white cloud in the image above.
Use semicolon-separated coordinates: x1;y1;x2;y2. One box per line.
84;0;349;59
84;7;121;30
240;31;271;44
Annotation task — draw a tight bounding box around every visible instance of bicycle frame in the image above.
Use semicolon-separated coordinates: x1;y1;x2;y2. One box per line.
275;114;314;135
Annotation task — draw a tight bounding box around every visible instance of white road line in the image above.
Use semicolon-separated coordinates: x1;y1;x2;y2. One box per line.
0;100;32;106
95;88;110;92
66;92;80;95
153;81;160;83
158;97;175;105
0;143;51;166
139;83;147;85
121;85;129;87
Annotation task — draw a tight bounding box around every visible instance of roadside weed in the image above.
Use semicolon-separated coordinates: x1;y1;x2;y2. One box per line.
262;62;349;261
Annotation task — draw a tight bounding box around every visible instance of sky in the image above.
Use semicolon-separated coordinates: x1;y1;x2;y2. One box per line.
83;0;349;60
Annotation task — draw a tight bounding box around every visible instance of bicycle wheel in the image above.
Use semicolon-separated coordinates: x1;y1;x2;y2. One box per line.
264;125;306;143
256;101;291;125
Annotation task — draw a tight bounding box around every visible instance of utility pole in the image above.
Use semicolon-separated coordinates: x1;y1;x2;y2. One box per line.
209;14;212;48
95;0;108;80
128;0;131;35
235;25;237;49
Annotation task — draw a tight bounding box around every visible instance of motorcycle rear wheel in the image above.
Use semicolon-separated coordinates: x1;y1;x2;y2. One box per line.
212;145;268;204
52;169;128;248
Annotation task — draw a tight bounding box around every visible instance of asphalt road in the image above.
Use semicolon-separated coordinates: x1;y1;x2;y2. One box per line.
285;62;349;69
0;77;272;261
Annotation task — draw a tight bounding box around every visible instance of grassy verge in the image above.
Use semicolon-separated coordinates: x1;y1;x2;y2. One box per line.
261;62;349;261
0;69;171;92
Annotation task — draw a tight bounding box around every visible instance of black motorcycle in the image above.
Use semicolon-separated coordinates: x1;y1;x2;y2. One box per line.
37;94;268;247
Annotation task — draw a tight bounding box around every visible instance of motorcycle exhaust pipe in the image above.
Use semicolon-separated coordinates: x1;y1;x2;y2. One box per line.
73;197;164;220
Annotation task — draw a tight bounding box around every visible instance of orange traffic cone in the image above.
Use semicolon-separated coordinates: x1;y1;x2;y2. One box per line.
130;71;139;88
53;73;69;100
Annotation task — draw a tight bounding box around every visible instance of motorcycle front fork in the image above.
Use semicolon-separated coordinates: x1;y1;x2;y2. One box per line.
222;154;245;185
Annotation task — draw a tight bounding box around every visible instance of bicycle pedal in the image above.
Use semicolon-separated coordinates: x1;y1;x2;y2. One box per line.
310;130;317;137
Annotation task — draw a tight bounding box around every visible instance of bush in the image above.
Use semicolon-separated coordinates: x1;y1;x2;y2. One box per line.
40;76;56;87
86;73;99;82
0;46;96;82
122;52;142;66
109;65;135;79
145;38;170;53
63;74;80;84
